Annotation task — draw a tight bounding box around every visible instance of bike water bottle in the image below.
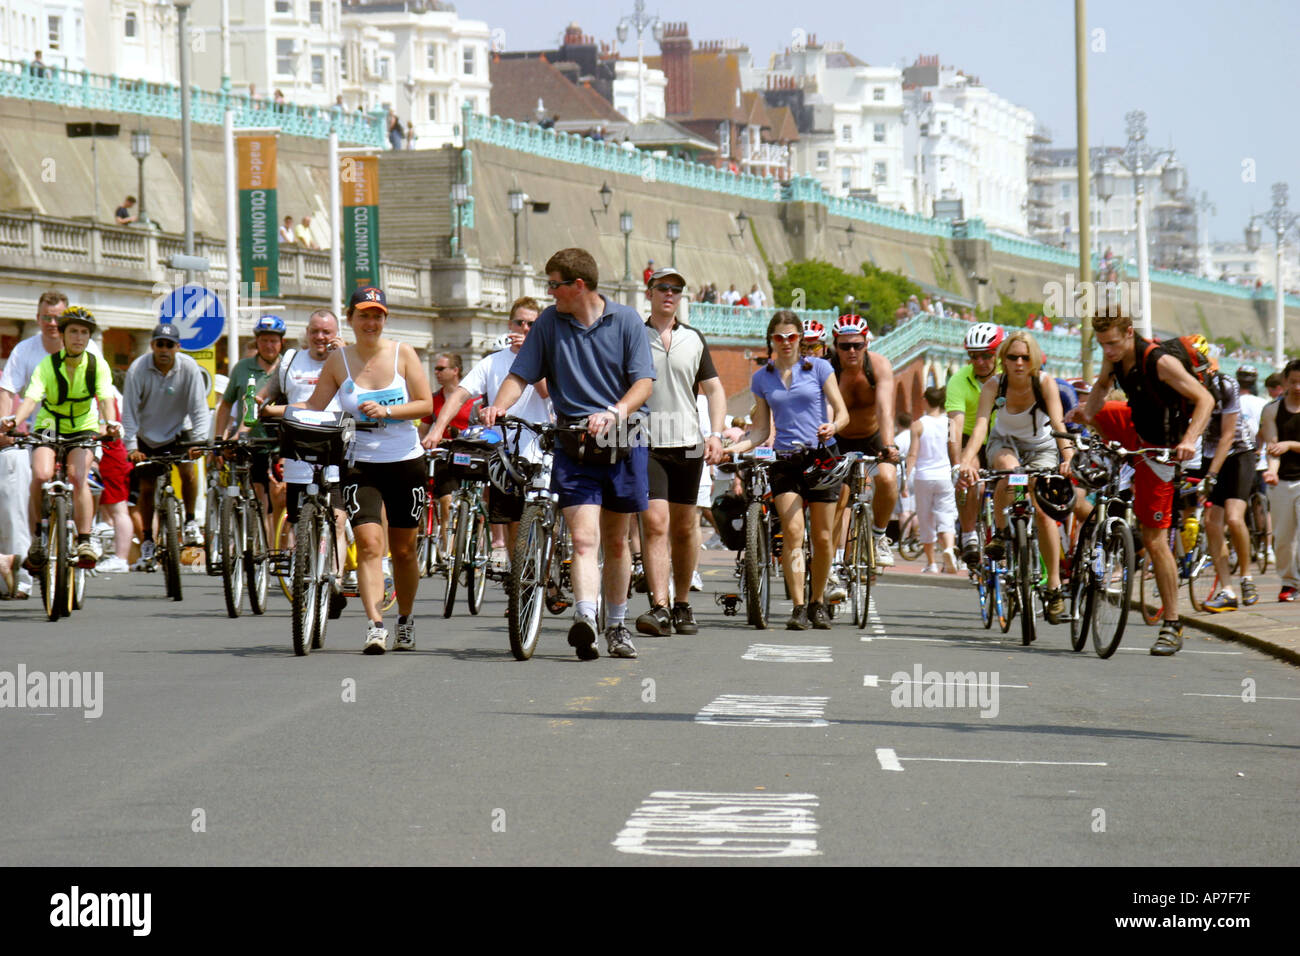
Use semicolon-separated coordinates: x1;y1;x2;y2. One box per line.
1180;514;1199;553
242;380;258;427
1092;543;1104;576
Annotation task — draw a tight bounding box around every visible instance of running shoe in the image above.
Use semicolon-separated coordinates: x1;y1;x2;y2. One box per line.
808;601;831;630
1240;578;1258;607
635;604;672;637
394;616;416;651
568;612;599;661
1150;620;1184;656
786;605;811;630
874;534;895;567
671;603;699;635
1203;589;1239;613
605;623;638;658
1279;586;1297;603
183;520;202;546
362;622;388;654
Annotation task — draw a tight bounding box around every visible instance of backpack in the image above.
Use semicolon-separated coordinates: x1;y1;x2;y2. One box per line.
995;371;1047;430
42;350;98;428
1137;335;1224;439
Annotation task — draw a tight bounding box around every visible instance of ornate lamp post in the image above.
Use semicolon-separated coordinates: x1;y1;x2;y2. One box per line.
130;127;152;226
616;0;664;123
1113;110;1177;337
666;217;680;268
620;209;634;281
508;188;525;265
1246;182;1300;366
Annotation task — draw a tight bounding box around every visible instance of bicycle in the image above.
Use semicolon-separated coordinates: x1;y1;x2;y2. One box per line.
715;448;778;629
413;450;445;579
1138;472;1212;624
206;436;277;618
967;477;1010;632
1064;434;1169;657
202;456;230;577
435;425;504;618
8;432;106;621
979;468;1058;647
841;451;879;629
134;445;206;602
1233;485;1270;576
272;508;395;612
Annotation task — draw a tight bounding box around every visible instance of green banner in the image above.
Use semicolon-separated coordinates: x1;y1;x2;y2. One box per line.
237;135;279;297
343;156;380;291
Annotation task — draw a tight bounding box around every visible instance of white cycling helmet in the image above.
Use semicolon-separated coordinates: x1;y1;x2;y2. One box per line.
964;322;1005;353
802;319;826;343
833;313;870;338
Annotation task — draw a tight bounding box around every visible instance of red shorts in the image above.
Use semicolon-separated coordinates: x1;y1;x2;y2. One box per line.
1092;402;1174;529
98;438;132;506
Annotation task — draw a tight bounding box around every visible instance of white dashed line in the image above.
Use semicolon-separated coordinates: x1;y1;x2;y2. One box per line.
742;644;833;663
695;694;830;727
613;791;821;858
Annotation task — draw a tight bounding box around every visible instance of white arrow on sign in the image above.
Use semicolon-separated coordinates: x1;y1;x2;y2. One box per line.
176;289;216;338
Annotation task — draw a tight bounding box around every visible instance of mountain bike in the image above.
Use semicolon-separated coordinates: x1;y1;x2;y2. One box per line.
715;449;777;629
1139;472;1211;624
134;445;206;602
414;450;445;578
980;468;1058;647
841;450;880;628
202;457;230;576
435;425;506;618
207;437;277;618
969;478;1009;632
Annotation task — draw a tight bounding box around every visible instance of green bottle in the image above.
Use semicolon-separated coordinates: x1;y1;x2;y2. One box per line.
243;380;258;427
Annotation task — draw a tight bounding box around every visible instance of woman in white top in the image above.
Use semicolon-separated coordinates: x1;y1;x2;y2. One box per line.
907;385;959;573
300;287;433;655
958;330;1073;621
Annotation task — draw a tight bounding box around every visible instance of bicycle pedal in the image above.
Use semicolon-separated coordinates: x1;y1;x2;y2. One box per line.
267;550;293;576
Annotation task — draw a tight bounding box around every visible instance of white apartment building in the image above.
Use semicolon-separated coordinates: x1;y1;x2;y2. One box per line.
83;2;178;85
611;59;666;124
1210;241;1300;293
340;1;491;147
2;0;85;71
765;42;907;208
902;55;1034;234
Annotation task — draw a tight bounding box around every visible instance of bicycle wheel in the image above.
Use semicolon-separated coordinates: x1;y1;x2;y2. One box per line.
1069;521;1096;651
743;501;770;629
43;501;67;621
275;510;294;601
291;503;320;656
220;496;244;617
508;503;550;660
898;513;922;561
1249;493;1270;574
246;502;269;616
1185;525;1212;612
994;565;1011;633
1138;547;1163;627
204;480;222;576
467;508;490;615
312;511;335;650
1014;520;1036;646
850;506;874;629
162;499;183;602
1091;520;1134;659
443;497;467;618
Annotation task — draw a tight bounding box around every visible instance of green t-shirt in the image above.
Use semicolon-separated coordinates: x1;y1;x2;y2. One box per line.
945;364;994;438
24;349;113;434
223;356;274;438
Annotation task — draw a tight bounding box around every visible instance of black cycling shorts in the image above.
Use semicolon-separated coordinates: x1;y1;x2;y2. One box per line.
432;455;459;500
342;457;426;529
770;448;843;504
836;432;884;456
1205;451;1255;507
488;485;525;524
647;445;706;505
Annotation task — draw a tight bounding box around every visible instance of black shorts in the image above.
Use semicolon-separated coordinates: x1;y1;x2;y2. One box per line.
1205;451;1255;507
836;432;883;456
432;456;459;500
248;450;276;488
960;432;988;470
488;485;525;524
131;436;194;487
35;428;98;452
342;457;426;529
286;483;345;526
770;447;843;504
647;445;706;504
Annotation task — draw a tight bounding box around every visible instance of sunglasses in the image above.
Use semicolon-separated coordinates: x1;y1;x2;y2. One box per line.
153;341;178;349
836;341;866;351
510;319;534;329
652;283;684;294
434;365;453;372
771;331;801;344
1006;353;1031;362
967;351;996;361
546;278;577;291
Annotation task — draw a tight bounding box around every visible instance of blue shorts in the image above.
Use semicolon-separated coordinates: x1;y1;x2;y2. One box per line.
552;444;648;513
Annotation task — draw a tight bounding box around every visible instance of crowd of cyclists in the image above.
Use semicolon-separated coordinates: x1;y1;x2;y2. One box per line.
2;263;1297;662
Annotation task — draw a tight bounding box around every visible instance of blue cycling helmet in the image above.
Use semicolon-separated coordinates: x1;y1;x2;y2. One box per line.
253;314;286;336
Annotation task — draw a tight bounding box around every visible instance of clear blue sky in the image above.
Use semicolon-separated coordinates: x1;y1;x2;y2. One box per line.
466;0;1298;242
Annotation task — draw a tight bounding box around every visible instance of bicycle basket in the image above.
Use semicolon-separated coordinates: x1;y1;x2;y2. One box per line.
278;408;354;466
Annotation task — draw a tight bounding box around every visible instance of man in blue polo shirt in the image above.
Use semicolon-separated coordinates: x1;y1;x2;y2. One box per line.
483;247;655;661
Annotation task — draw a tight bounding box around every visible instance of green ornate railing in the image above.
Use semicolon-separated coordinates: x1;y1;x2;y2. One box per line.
0;58;385;145
686;303;836;341
783;175;959;237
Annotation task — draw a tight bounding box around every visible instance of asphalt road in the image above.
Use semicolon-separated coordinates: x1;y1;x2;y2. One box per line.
1;564;1296;866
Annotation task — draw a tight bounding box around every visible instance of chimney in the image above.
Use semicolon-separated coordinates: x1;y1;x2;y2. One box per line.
661;22;693;116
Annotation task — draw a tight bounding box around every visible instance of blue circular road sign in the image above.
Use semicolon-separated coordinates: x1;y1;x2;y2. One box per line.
158;284;226;352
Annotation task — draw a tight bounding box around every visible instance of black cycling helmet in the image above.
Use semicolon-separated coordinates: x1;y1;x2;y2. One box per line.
1235;363;1258;387
1035;473;1075;523
57;306;97;333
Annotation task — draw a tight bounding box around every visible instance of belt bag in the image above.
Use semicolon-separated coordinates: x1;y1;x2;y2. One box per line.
555;427;628;466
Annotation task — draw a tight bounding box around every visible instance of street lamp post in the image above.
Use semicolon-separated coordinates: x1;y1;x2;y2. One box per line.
1092;154;1113;264
508;188;525;265
620;210;634;282
1113;110;1176;338
616;0;664;123
130;128;151;226
451;182;469;257
1245;182;1300;366
666;217;679;268
175;0;196;284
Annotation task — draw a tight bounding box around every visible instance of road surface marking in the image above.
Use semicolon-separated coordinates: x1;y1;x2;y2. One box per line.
875;749;1106;772
613;790;821;858
695;694;830;727
875;748;903;771
742;644;832;663
1183;693;1300;700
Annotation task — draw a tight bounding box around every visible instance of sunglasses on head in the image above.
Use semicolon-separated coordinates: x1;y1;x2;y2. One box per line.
652;283;684;294
546;278;577;291
836;341;866;351
771;331;801;344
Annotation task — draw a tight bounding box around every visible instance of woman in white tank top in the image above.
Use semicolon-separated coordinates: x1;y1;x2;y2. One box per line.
907;385;959;572
299;287;433;655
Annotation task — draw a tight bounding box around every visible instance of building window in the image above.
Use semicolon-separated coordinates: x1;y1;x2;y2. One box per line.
462;45;475;76
427;43;437;71
311;54;324;85
717;120;730;158
841;124;852;144
275;0;291;13
310;2;322;26
1062;183;1071;199
48;14;60;49
341;48;349;81
379;57;391;80
841;168;852;191
427;93;438;122
873;87;884;102
816;150;829;172
940;120;948;135
277;38;294;76
124;12;137;38
873;122;885;143
873;161;887;186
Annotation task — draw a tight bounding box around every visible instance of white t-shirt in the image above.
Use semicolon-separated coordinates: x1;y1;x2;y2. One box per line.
277;348;340;484
0;334;105;427
912;414;951;481
748;289;766;308
1238;392;1268;471
460;348;551;460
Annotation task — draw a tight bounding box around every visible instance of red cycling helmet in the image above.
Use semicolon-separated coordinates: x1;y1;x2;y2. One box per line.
802;319;826;343
833;314;870;337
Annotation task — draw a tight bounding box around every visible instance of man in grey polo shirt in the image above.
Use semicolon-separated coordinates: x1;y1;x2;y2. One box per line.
483;248;655;661
121;323;211;568
636;267;726;638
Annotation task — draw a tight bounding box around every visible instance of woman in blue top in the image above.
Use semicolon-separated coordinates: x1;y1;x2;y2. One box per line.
729;311;850;630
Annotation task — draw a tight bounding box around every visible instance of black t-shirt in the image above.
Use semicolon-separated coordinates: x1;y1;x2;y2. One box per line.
115;206;132;222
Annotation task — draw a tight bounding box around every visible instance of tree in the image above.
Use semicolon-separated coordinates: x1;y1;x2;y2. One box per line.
768;259;923;334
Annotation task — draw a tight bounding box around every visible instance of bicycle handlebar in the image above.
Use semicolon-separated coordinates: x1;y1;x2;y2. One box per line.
1052;431;1176;463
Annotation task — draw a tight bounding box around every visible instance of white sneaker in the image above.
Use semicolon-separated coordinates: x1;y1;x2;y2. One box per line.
874;534;895;567
920;562;941;574
363;623;388;654
342;570;358;592
490;547;510;572
941;548;959;574
394;617;416;651
690;570;703;592
825;580;848;602
132;539;156;571
183;520;202;546
97;555;130;573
